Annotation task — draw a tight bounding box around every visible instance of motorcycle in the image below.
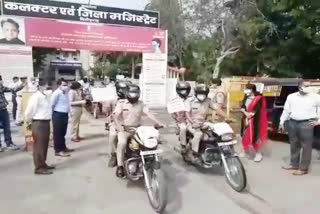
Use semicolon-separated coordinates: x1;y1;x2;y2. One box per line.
182;122;247;192
124;126;167;213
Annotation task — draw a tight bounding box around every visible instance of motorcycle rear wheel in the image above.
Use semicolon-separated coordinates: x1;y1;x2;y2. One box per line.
223;156;247;192
145;168;167;213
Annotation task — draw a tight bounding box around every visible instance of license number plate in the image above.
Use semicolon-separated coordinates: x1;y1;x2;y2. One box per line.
217;140;237;147
140;149;163;156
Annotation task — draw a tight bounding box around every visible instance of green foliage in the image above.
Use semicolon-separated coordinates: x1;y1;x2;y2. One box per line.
91;53;141;79
32;48;55;77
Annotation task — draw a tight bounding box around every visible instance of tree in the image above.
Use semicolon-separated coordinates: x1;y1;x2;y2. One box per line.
32;47;56;77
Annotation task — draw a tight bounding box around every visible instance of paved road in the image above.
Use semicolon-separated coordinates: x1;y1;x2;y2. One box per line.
1;110;320;214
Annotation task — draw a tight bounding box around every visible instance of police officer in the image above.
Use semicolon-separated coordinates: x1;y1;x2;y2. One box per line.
171;82;192;154
114;84;164;178
186;84;229;163
107;81;129;167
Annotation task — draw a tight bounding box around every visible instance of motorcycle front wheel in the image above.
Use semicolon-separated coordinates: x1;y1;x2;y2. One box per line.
145;168;167;213
223;156;247;192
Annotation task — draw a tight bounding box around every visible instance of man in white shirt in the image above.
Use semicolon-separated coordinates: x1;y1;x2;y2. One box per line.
280;80;320;175
25;79;54;175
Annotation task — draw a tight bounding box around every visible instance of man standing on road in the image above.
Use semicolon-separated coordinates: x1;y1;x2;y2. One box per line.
280;80;320;176
51;79;74;157
25;79;55;175
10;76;19;120
0;75;23;151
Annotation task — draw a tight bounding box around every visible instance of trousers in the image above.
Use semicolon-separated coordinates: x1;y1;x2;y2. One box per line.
0;109;13;146
32;120;50;171
287;120;314;170
117;131;133;167
70;107;82;139
177;122;187;146
187;125;203;153
52;111;68;153
16;96;23;123
12;95;17;120
108;123;117;154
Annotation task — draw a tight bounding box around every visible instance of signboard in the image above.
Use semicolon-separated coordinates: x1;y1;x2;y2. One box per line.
25;18;167;53
167;97;186;114
50;60;82;68
142;53;167;108
2;0;159;28
0;45;33;85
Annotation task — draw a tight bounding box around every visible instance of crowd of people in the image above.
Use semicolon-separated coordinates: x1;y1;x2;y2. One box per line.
1;74;320;177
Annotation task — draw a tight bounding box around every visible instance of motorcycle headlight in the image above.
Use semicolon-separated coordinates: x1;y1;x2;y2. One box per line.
129;140;140;150
221;133;233;142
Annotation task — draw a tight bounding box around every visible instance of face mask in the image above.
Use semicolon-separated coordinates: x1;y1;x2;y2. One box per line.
43;90;52;96
197;94;207;102
244;89;252;96
299;87;311;94
61;86;69;92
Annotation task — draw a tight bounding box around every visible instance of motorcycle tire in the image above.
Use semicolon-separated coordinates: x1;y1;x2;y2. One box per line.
145;168;167;213
223;156;247;192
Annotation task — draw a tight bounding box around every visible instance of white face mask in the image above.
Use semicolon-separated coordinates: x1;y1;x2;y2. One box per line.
197;94;207;102
244;89;252;96
299;86;312;94
43;90;52;96
61;86;69;92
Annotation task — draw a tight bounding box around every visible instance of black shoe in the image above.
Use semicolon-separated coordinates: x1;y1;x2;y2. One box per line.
45;165;56;170
6;143;20;150
55;151;71;157
35;169;53;175
64;148;75;153
108;153;117;168
116;166;125;178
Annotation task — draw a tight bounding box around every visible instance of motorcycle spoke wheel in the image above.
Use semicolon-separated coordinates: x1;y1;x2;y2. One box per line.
145;168;167;213
224;157;247;192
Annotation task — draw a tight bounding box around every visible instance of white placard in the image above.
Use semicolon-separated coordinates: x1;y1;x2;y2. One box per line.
91;87;117;102
167;97;186;114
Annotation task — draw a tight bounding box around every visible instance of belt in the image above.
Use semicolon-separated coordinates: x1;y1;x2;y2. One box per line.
53;111;69;114
32;120;50;122
290;118;316;122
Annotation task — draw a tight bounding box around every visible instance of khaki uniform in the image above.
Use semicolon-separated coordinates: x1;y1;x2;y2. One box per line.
108;99;125;155
69;90;83;139
186;98;217;153
115;100;149;166
16;85;28;123
172;97;191;146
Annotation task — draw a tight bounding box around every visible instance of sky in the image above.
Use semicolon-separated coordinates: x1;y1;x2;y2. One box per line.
54;0;150;10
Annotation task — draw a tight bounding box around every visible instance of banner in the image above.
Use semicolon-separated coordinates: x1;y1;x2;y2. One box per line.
2;0;159;28
25;18;167;53
142;53;167;108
